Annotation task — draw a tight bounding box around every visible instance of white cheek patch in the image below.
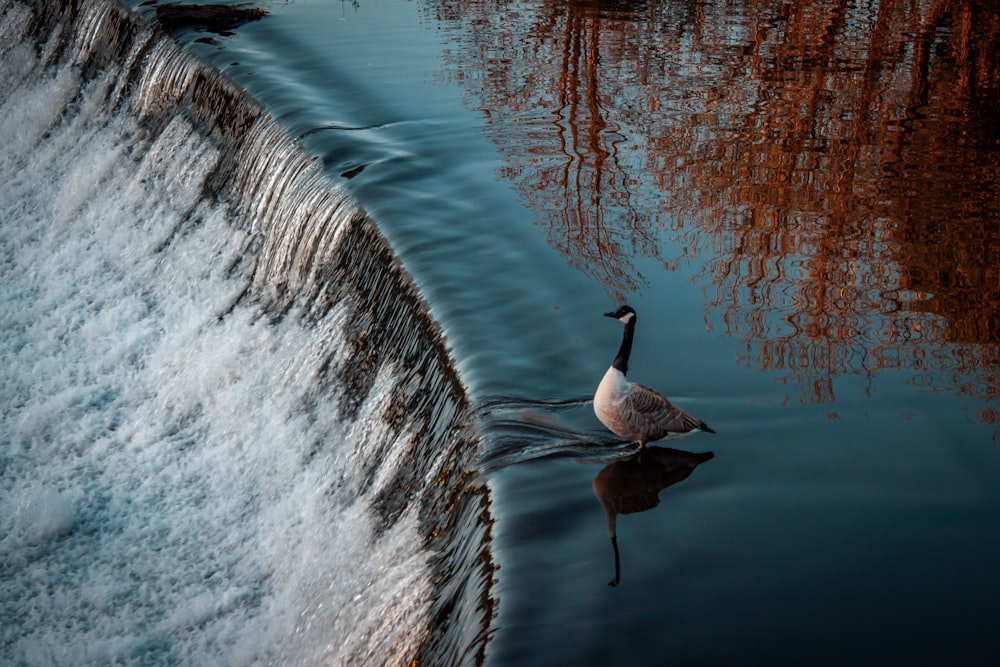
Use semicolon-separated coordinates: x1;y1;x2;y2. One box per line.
620;312;635;323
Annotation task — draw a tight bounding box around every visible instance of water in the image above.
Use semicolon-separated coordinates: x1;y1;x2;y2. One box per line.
3;0;999;665
1;2;489;664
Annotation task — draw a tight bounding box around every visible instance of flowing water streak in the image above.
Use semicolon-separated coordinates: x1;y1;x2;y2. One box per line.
0;0;494;664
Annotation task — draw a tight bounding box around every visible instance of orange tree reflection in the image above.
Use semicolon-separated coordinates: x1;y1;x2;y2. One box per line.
430;0;1000;409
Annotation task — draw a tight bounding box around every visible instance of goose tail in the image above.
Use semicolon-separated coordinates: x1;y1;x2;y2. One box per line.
698;421;716;434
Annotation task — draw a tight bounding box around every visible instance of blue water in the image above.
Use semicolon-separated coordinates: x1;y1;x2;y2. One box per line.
3;0;1000;665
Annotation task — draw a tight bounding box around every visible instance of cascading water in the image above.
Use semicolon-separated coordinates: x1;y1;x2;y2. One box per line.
0;1;495;664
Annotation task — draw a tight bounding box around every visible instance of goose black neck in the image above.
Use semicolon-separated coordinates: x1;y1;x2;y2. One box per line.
612;318;635;374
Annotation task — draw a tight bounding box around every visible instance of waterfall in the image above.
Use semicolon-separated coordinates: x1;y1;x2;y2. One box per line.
0;1;495;664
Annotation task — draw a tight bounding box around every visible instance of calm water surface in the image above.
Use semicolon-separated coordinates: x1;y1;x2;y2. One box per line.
139;0;999;664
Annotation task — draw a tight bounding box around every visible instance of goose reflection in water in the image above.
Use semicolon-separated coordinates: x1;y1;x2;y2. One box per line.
593;446;714;587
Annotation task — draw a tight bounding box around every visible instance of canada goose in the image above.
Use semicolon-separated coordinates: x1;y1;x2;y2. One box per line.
594;305;714;448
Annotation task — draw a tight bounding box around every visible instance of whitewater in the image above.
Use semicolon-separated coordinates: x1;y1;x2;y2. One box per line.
0;1;493;664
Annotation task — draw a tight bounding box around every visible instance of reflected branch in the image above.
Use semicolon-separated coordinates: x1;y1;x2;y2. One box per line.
431;0;1000;412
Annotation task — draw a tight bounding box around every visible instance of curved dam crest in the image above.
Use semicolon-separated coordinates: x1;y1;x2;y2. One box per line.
0;0;494;664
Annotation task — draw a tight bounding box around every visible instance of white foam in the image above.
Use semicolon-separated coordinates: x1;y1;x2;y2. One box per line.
0;9;432;664
0;485;79;549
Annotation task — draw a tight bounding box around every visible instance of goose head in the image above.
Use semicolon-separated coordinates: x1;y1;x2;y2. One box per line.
604;305;636;324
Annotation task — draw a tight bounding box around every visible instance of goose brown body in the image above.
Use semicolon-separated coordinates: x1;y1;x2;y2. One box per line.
594;305;714;447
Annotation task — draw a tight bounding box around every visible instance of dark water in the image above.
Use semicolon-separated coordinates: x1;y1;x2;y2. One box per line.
3;0;1000;665
445;2;1000;665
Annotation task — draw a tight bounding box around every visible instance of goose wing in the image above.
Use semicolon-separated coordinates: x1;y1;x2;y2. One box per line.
625;383;704;439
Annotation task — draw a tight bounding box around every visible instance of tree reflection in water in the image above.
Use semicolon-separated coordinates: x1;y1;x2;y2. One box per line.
431;0;1000;413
